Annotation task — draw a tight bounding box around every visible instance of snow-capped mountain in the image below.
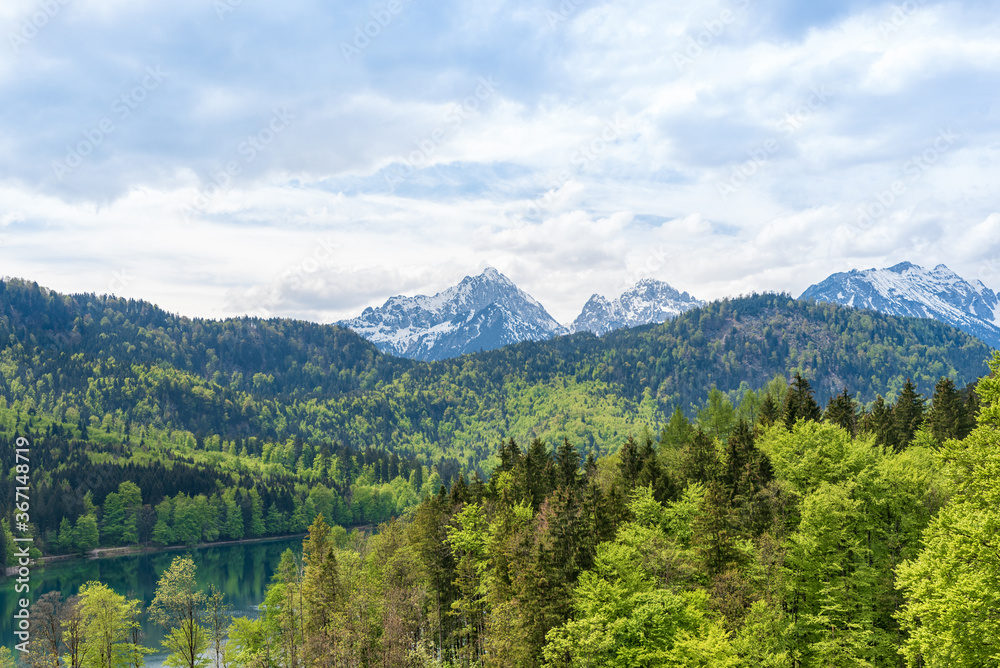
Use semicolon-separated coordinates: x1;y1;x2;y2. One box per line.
800;262;1000;349
571;279;704;335
338;268;565;361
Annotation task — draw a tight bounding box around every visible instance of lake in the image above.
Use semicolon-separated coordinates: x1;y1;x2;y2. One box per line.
1;536;304;666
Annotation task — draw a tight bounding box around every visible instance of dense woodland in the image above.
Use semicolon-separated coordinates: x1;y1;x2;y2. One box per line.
7;353;999;667
0;279;992;558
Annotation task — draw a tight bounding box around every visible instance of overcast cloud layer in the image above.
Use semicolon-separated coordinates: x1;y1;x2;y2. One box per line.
1;0;998;325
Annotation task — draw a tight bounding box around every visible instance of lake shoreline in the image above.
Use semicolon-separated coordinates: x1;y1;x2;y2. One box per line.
4;533;308;576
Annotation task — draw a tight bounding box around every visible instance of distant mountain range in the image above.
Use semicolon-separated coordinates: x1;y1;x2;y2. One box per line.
338;269;704;360
800;262;1000;350
571;279;703;336
338;261;999;361
337;268;564;361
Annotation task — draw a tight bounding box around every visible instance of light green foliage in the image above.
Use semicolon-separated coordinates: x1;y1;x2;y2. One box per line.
149;556;209;668
698;387;737;441
446;502;490;664
3;279;996;667
543;522;736;668
662;483;706;546
77;581;148;668
731;601;792;668
223;496;244;541
249;488;266;538
172;495;202;545
783;482;881;666
896;352;1000;667
152;499;174;546
757;421;879;495
75;515;100;553
224;616;274;668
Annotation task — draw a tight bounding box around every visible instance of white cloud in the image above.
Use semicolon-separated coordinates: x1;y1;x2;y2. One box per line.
1;0;999;326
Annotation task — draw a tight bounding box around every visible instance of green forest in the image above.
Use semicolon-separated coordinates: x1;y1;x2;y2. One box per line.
7;352;999;667
0;278;992;559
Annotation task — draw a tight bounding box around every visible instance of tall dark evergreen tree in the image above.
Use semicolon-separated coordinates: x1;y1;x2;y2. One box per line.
497;437;523;475
678;429;721;485
449;474;470;506
783;373;822;430
928;378;964;443
722;419;774;536
618;435;643;489
525;438;554;509
555;438;581;490
824;388;858;436
861;395;896;449
892;379;925;450
758;394;780;428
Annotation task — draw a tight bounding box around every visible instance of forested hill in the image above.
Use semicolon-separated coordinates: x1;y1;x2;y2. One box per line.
0;280;990;455
0;278;992;557
0;279;409;400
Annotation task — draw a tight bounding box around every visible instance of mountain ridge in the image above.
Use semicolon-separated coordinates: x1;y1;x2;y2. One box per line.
571;278;704;335
0;278;991;468
338;270;707;359
337;267;565;361
800;261;1000;350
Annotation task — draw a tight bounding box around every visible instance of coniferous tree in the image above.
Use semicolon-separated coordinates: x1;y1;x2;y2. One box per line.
248;489;266;538
961;380;981;435
618;435;643;489
892;378;925;450
525;438;554;508
722;419;774;536
824;388;858;436
928;377;964;443
758;394;780;428
861;395;896;450
679;429;721;485
496;437;523;475
660;406;695;452
449;474;470;506
301;515;341;658
783;373;822;430
698;388;737;441
555;438;581;490
637;434;675;503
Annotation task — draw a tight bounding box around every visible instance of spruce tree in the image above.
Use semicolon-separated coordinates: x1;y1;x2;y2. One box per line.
929;377;964;442
660;406;695;451
679;429;721;485
497;437;522;475
525;438;554;508
758;394;780;428
861;395;896;449
783;373;822;430
449;474;470;506
555;438;581;490
618;435;642;489
824;388;858;436
892;378;925;450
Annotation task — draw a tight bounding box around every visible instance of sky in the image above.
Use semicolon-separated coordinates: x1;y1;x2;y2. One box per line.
1;0;998;326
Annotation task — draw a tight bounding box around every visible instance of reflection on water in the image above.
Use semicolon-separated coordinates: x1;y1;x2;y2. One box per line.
1;537;303;667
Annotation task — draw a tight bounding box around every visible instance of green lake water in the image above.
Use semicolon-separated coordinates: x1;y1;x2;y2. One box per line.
1;536;303;666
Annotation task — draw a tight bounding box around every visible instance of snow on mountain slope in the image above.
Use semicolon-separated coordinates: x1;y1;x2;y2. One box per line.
799;262;1000;349
337;268;565;361
571;278;704;335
